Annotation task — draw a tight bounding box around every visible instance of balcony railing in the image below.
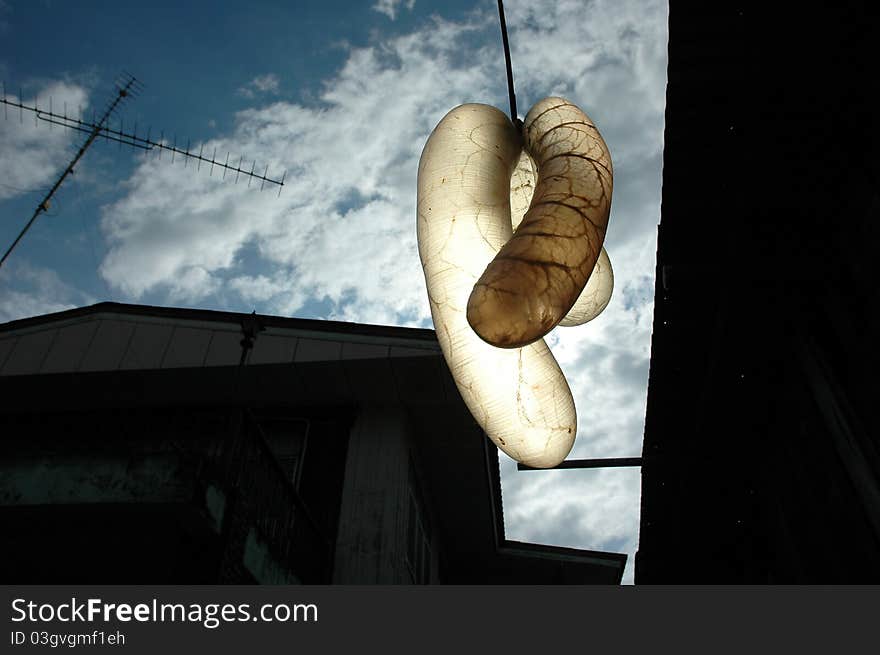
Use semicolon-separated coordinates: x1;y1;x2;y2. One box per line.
200;408;332;583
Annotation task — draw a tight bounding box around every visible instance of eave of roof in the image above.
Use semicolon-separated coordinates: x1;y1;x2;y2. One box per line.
0;301;438;343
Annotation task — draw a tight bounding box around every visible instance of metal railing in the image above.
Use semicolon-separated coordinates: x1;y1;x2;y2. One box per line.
201;409;331;583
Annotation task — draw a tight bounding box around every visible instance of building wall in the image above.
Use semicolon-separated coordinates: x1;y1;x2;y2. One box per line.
637;1;880;582
332;406;439;584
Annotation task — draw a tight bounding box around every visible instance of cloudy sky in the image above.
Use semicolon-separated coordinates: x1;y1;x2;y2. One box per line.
0;0;668;583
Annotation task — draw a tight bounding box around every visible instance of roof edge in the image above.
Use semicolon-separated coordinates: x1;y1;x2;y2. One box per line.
0;301;438;342
499;539;628;568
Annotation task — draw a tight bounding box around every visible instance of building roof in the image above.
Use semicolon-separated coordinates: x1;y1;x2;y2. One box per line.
1;301;626;583
0;301;440;377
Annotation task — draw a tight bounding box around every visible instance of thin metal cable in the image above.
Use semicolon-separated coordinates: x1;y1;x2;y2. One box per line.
497;0;518;125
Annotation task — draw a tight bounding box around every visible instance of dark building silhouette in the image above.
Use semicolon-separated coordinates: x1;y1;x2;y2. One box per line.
637;2;880;582
0;302;625;584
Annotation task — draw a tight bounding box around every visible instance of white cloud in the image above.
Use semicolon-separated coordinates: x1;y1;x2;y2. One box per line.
236;73;281;99
0;260;95;323
92;0;667;583
228;273;287;303
0;81;90;201
100;15;492;320
372;0;416;21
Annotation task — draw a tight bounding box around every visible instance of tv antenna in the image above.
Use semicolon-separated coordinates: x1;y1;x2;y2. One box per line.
0;72;286;268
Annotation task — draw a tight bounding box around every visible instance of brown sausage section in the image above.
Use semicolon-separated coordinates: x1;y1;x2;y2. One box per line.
467;98;613;348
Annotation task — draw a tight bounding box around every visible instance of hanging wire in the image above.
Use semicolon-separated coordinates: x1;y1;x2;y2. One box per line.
497;0;519;127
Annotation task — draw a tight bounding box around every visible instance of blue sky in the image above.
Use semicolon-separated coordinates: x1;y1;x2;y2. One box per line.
0;0;668;583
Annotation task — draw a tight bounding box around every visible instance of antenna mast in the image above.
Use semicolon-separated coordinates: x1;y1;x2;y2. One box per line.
1;74;139;268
